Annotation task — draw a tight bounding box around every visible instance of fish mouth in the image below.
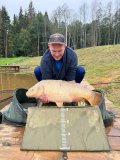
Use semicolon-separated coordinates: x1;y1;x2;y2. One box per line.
26;91;33;97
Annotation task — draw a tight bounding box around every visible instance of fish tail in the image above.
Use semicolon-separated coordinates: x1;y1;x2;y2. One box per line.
88;91;102;106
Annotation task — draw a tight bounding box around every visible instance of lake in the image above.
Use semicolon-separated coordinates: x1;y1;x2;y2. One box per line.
0;73;37;109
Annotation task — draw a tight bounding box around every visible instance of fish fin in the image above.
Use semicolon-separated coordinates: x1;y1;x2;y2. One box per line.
56;102;63;107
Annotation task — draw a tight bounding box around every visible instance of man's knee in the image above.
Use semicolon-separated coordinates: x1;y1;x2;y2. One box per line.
76;66;86;75
34;66;42;81
34;66;41;74
75;66;86;83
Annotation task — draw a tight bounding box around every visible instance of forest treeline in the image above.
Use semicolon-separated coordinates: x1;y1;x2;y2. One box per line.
0;1;120;57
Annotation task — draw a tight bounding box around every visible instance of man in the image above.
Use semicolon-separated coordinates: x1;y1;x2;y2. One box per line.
34;33;85;83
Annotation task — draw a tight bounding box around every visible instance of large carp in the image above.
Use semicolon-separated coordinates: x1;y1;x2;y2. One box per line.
26;80;101;107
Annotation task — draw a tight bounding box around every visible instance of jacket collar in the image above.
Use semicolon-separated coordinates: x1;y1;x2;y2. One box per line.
50;48;67;79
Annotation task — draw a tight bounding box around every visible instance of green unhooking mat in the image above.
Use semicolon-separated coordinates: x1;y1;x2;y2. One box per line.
21;106;111;151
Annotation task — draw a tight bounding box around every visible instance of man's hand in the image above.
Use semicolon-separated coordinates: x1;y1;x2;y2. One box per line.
38;95;49;103
69;80;76;83
72;97;79;102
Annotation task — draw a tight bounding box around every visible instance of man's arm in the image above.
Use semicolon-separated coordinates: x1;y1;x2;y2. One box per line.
40;59;53;80
65;52;78;81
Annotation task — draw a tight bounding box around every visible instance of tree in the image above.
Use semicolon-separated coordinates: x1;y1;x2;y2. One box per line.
28;12;44;56
17;29;31;56
0;6;10;57
51;4;71;44
107;2;112;45
0;9;2;57
19;7;24;30
27;1;36;23
61;3;71;45
43;12;51;51
13;14;19;32
52;6;62;26
96;2;103;46
90;0;98;46
24;10;29;29
113;1;120;44
79;3;88;48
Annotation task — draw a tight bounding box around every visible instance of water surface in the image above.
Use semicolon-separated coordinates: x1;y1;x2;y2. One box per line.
0;73;37;109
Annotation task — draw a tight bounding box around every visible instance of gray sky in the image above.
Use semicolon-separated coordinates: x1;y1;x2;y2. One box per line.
0;0;118;20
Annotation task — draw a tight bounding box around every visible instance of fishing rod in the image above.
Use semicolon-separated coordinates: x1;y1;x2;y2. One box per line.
90;81;120;86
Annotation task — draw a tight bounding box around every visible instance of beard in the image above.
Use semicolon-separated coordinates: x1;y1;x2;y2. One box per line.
52;53;63;60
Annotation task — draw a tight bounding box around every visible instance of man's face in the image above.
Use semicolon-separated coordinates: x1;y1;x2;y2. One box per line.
48;44;66;60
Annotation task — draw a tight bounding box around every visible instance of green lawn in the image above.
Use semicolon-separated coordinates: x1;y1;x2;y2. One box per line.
0;57;29;65
77;45;120;108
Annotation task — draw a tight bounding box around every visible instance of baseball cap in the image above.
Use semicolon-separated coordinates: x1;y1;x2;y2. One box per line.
48;33;66;45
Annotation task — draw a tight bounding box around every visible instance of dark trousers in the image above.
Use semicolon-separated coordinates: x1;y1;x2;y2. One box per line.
34;66;85;83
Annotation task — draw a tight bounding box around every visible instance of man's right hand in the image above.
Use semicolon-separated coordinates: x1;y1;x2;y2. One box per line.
38;95;49;104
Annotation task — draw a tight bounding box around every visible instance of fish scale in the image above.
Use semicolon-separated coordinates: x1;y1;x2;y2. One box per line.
26;80;102;107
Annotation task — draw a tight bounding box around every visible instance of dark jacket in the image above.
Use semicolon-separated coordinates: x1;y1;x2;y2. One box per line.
40;47;78;81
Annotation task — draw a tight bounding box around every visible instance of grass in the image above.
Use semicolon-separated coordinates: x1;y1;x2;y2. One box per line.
17;57;40;67
77;45;120;108
0;57;29;65
17;56;41;74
